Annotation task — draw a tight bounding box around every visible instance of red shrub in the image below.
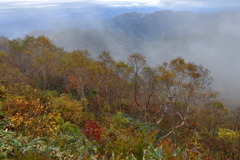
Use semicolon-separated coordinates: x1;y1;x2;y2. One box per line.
83;120;103;140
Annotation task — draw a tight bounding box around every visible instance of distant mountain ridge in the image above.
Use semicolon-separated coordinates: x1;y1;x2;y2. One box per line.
111;10;240;40
111;10;198;40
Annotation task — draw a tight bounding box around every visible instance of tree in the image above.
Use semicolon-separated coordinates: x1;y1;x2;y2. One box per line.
140;67;159;120
97;51;116;103
154;57;216;139
66;50;96;99
0;63;28;89
128;53;146;109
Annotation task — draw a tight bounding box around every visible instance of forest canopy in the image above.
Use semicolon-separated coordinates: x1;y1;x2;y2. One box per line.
0;36;239;159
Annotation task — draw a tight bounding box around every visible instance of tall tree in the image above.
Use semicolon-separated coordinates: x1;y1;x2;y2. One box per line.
128;53;146;109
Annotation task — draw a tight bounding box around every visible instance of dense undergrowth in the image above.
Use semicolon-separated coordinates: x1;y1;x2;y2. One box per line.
0;36;239;159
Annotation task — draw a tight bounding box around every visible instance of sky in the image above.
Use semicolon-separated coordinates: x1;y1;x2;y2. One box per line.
0;0;239;10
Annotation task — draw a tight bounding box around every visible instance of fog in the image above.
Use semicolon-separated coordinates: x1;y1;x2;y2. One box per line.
31;11;240;106
142;19;240;105
142;12;240;106
0;3;240;106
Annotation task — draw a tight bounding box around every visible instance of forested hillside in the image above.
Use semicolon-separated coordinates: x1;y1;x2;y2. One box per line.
0;36;239;159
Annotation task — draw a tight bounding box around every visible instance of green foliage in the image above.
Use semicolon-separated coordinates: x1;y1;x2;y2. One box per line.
142;140;202;160
113;112;131;127
0;129;63;159
148;143;164;159
60;121;80;135
50;94;85;126
51;121;97;159
100;112;158;159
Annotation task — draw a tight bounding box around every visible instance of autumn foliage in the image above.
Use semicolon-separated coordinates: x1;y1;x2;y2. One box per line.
0;36;239;159
83;120;104;141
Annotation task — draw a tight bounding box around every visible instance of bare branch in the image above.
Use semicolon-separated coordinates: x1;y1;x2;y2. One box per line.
160;120;186;140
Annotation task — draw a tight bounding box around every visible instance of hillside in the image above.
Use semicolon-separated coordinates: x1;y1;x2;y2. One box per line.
0;36;239;159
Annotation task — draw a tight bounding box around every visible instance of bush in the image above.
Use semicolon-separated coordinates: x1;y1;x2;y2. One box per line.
0;129;63;159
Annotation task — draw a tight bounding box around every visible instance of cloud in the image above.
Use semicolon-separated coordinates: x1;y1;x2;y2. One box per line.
1;0;239;9
91;0;205;7
0;0;79;10
0;0;239;12
162;0;206;7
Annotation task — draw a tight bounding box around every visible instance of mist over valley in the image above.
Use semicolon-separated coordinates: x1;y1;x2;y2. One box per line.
31;11;240;106
1;2;240;106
